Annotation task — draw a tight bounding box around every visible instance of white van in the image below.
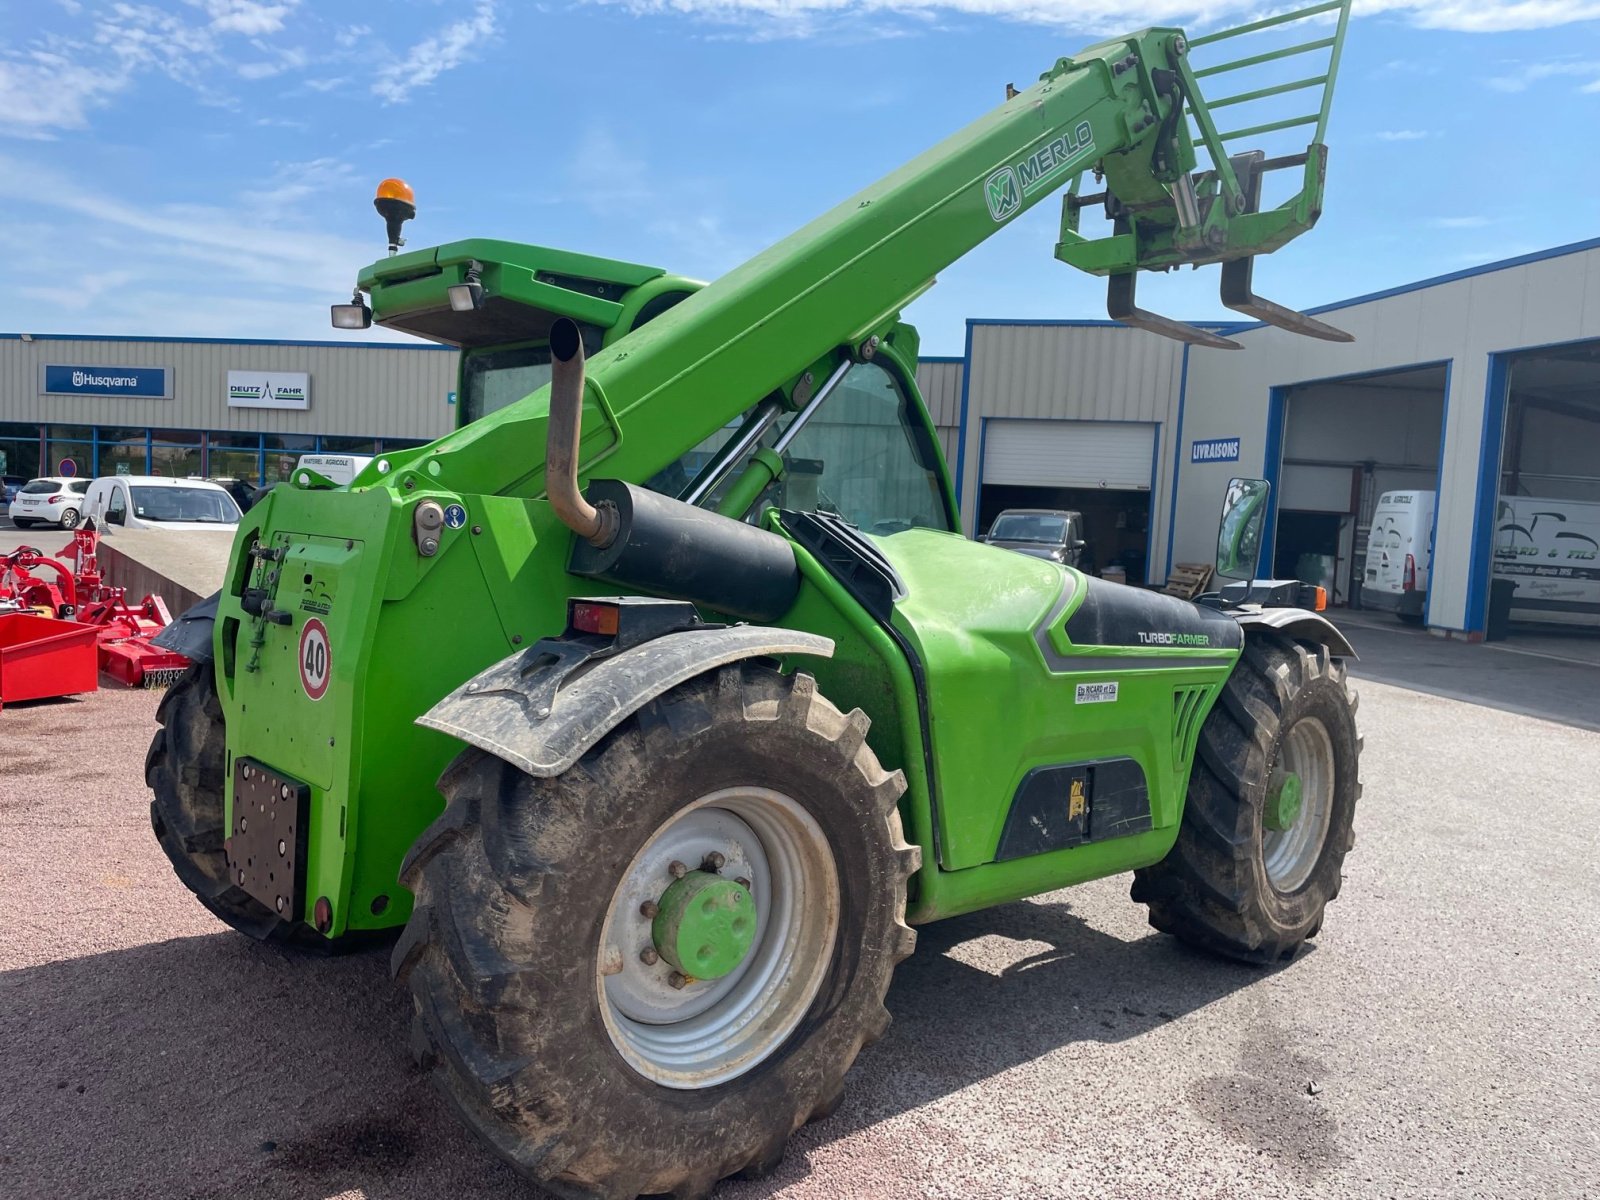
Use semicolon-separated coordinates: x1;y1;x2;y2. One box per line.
292;454;373;487
83;476;241;533
1363;490;1436;621
1494;495;1600;628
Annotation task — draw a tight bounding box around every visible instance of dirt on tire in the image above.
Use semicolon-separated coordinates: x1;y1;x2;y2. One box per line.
394;663;920;1200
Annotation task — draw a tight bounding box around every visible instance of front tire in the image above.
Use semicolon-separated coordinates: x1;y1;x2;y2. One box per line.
394;664;919;1199
1132;637;1360;964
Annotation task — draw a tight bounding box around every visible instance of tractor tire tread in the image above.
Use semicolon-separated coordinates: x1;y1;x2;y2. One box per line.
397;663;916;1199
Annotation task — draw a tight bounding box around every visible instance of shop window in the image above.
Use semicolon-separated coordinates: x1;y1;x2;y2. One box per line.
378;437;429;452
0;436;42;482
321;435;379;454
46;439;93;479
99;436;149;478
262;434;316;483
209;448;263;485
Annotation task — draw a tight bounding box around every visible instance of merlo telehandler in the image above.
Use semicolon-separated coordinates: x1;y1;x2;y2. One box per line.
148;5;1362;1195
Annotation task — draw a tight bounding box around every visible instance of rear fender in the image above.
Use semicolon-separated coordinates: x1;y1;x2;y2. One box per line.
151;590;220;663
1234;608;1357;658
417;625;835;778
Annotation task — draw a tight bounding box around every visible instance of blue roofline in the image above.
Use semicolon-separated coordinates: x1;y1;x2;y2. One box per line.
0;332;452;351
918;355;965;363
964;316;1251;332
1225;236;1600;336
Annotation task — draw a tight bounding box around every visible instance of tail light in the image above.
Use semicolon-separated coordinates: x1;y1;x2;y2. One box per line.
47;495;63;503
1403;554;1417;592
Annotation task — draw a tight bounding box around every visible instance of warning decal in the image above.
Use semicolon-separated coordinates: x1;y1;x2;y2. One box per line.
299;618;331;702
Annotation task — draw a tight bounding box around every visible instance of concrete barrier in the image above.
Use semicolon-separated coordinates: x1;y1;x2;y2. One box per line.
94;527;236;615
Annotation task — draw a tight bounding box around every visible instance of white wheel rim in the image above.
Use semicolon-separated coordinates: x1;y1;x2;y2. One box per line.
1262;717;1336;893
597;786;839;1090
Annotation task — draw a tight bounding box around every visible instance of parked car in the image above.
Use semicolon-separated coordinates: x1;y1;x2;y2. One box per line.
1;475;28;505
82;475;241;533
8;476;92;529
980;508;1088;567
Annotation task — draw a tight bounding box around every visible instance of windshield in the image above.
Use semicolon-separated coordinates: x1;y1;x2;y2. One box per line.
128;486;240;524
990;514;1066;544
461;344;554;423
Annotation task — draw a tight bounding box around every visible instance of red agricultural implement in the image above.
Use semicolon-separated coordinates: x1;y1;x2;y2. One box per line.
0;532;189;705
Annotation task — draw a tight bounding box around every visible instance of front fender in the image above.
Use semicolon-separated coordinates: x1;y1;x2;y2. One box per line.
417;625;835;778
1234;608;1357;658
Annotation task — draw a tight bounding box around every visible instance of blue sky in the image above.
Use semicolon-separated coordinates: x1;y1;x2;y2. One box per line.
2;0;1600;354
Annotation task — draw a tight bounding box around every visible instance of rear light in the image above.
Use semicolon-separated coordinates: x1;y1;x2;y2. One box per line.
47;495;62;503
1403;554;1416;592
1310;586;1327;612
571;600;621;637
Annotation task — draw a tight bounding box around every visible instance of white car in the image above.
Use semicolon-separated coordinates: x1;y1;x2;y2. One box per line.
8;476;92;529
83;475;241;533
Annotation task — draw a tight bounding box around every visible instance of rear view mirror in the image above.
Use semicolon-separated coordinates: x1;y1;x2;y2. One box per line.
1216;477;1271;579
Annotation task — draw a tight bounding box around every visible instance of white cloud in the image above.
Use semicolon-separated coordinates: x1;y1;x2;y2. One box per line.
1376;129;1432;141
1488;59;1600;91
191;0;299;37
372;2;497;104
573;0;1600;34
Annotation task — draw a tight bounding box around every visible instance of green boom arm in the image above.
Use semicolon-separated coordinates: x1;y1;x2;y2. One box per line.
368;4;1351;503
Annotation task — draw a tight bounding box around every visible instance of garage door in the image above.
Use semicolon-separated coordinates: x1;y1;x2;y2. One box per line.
982;420;1155;490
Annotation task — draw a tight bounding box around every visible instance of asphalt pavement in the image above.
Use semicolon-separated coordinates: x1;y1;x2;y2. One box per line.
2;662;1598;1198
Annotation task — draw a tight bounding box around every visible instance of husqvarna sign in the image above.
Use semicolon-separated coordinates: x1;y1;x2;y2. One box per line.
228;370;311;410
42;364;170;398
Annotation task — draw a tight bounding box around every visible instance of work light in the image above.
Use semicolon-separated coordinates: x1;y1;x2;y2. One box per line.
447;260;484;312
331;290;372;330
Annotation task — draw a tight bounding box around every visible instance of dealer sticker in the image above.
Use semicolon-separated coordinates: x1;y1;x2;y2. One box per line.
1075;682;1119;705
298;618;331;702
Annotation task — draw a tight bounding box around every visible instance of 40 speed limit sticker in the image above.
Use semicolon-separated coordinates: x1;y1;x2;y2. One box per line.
298;618;332;701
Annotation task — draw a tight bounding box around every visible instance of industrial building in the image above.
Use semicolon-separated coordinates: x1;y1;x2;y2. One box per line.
4;238;1597;640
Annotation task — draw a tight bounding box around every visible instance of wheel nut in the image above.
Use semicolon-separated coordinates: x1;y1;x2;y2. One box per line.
668;860;688;879
640;947;659;966
703;851;725;871
639;900;659;919
668;972;687;990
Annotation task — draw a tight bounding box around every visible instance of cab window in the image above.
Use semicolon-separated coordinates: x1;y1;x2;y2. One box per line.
756;361;952;535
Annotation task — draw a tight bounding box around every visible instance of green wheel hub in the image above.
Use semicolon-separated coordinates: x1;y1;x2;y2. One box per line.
1265;772;1303;832
652;872;757;980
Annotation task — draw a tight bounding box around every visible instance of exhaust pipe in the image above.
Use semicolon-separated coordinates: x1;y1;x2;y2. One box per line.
547;317;618;547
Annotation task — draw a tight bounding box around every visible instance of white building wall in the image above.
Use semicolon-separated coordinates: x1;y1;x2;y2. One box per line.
0;335;458;440
1176;245;1600;632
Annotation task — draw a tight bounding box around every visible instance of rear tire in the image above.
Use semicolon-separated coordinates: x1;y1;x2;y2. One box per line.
146;665;333;948
1132;637;1360;964
12;518;35;529
58;507;80;530
394;664;919;1200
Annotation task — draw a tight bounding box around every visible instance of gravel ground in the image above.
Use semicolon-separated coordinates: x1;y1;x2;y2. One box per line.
1;677;1598;1200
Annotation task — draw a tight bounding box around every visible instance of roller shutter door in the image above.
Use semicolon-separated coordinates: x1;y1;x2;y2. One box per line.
983;420;1155;490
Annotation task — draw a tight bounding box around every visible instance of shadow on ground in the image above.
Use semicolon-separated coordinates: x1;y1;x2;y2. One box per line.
0;898;1281;1200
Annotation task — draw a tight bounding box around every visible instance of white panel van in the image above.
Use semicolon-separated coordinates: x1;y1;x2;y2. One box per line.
1363;490;1435;622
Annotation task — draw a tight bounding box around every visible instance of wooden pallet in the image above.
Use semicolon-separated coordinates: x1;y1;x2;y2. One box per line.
1163;562;1213;600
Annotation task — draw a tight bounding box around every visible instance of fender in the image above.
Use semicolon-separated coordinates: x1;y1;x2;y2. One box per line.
1233;607;1357;659
151;590;221;663
417;624;835;778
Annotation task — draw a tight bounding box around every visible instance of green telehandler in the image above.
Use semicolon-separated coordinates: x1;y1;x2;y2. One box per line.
148;5;1361;1196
